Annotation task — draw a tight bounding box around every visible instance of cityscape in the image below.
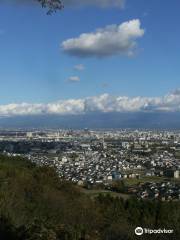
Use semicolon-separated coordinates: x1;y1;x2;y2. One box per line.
1;128;180;201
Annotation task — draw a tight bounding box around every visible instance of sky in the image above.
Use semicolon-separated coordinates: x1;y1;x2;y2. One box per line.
0;0;180;116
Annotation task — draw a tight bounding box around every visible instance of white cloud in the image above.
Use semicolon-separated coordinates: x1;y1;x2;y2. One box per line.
74;64;85;71
1;0;125;8
62;19;145;58
64;0;125;8
68;76;80;82
0;103;45;116
46;99;84;114
1;90;180;117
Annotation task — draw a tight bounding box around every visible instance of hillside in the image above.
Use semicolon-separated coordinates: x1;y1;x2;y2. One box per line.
0;155;180;239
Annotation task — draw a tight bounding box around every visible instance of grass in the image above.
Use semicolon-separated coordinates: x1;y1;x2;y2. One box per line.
175;152;180;159
123;176;171;186
79;188;130;200
79;175;179;199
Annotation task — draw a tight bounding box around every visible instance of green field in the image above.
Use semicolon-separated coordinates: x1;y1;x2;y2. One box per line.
123;176;173;186
80;188;130;200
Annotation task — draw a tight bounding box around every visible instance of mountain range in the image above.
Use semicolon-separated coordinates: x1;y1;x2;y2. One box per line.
0;112;179;129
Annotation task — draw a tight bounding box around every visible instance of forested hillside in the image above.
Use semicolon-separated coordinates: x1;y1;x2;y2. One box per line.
0;155;180;240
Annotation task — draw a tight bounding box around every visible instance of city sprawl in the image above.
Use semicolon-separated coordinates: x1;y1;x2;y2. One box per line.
1;129;180;201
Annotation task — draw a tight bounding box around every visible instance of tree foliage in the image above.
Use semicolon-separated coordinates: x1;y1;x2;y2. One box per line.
38;0;63;14
0;155;180;240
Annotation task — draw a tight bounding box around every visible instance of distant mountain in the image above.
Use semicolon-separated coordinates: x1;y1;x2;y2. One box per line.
0;112;180;129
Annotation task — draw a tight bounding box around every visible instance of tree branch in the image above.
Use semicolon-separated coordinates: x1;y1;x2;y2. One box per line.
38;0;63;14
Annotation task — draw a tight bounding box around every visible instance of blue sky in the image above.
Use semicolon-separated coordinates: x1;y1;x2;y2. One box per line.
0;0;180;110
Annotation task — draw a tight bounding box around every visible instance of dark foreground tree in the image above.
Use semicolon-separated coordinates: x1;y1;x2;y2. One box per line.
0;215;17;240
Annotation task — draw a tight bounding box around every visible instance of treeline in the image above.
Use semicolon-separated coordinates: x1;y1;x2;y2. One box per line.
0;155;180;240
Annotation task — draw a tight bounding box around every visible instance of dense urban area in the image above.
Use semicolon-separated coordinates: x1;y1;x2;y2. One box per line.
1;128;180;201
0;129;180;239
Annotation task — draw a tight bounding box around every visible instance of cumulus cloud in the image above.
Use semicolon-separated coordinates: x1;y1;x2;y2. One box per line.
68;76;80;82
1;90;180;117
74;64;85;71
62;19;145;58
64;0;125;8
